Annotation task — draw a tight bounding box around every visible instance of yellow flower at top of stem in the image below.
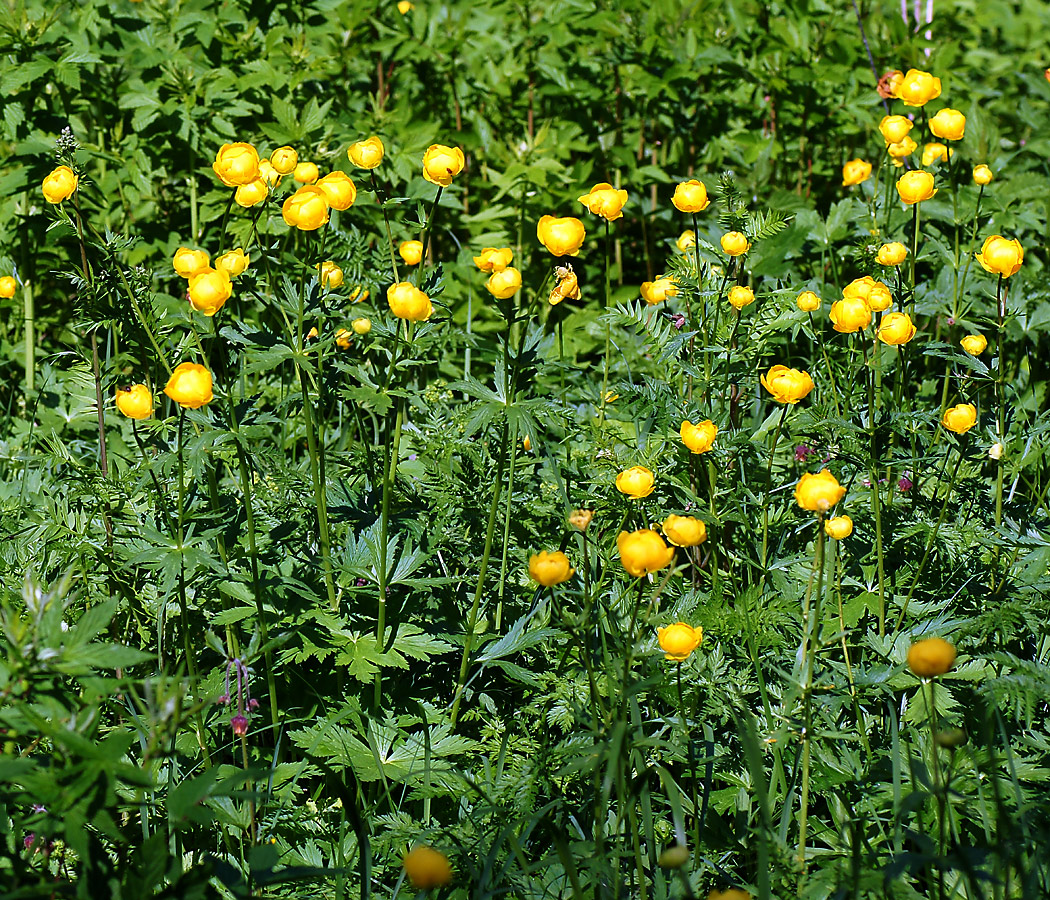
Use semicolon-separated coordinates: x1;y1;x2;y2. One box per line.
728;285;755;310
720;231;750;256
282;186;329;230
173;247;210;279
164;362;214;409
578;182;628;221
42;165;79;203
680;419;717;454
929;108;966;141
403;846;452;890
528;550;574;587
316;171;357;210
887;136;917;160
347;136;385;169
829;296;871;333
824;515;853;539
975;235;1023;277
617;529;676;577
399;240;424;266
922;143;952;167
960;334;987;356
293;161;319;184
235;177;268;207
942;403;977;434
973;164;994;186
879;115;913;145
907;637;956;677
671;179;709;213
537;215;586;257
877;312;916;345
676;229;697;252
317;260;344;288
662;514;707;547
657;622;702;660
387;281;433;321
485;267;522;299
898;68;942;106
796;290;821;311
188;268;233;316
270;146;298;175
0;275;16;299
216;247;250;278
761;365;814;404
794;469;845;514
841;158;872;186
896;170;936;204
877;242;908;267
641;277;678;305
473;247;513;273
212;143;260;187
616;466;655;499
115;384;153;420
422;144;465;186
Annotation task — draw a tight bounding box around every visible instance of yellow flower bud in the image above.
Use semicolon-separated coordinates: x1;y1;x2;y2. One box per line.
216;247;250;278
616;466;655;499
387;281;433;321
975;235;1023;277
720;231;750;256
972;164;994;186
422;144;465;186
761;365;814;404
578;182;628;221
877;312;916;345
641;277;678;305
898;69;942;107
235;178;269;207
680;419;717;454
887;136;917;159
617;529;676;577
896;170;936;205
473;247;513;272
212;143;260;187
657;622;702;660
258;159;281;187
841;158;872;186
115;384;153;420
173;247;210;279
676;229;697;252
316;171;357;210
270;146;299;175
796;290;821;312
907;637;956;677
795;469;845;513
728;285;754;310
0;275;16;298
164;362;214;409
877;242;908;267
188;268;233;316
42;165;78;204
403;846;452;890
537;215;586;257
352;317;371;335
317;260;344;289
879;115;913;145
399;240;424;266
671;179;709;213
397;0;414;12
942;403;977;434
528;550;574;587
960;334;987;356
486;266;522;299
929;108;965;141
922;142;952;167
347;136;385;170
663;514;707;547
824;515;853;539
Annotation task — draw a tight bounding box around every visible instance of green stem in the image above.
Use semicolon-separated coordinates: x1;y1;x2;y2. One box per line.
371;170;401;284
495;417;520;631
374;395;405;708
909;201;921;314
758;404;791;592
599;219;613;421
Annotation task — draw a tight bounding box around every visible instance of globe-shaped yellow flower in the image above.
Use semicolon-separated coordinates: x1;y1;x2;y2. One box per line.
975;235;1023;277
270;146;299;175
578;182;628;221
282;186;330;231
829;297;872;333
216;248;250;278
403;846;452;890
898;68;942;107
795;470;845;513
728;285;754;310
537;215;586;257
907;637;956;678
293;161;319;184
879;115;913;145
528;550;574;587
399;240;424;266
972;165;994;186
486;267;522;300
473;247;513;273
42;165;79;203
618;529;676;577
616;466;655;499
676;230;697;252
422;144;465;186
641;277;678;305
352;317;371;335
942;403;977;434
316;171;357;210
348;136;385;169
115;384;153;420
877;243;908;267
680;419;717;454
164;362;214;409
212;143;260;187
173;247;210;279
960;334;987;356
922;143;952;167
663;515;707;547
824;515;853;539
671;179;709;213
657;622;702;660
235;177;268;208
897;170;936;204
387;282;433;321
877;312;916;346
796;290;821;312
761;365;814;404
317;260;344;289
0;276;16;299
188;268;233;317
929;108;965;141
842;159;872;186
887;136;918;160
720;232;751;256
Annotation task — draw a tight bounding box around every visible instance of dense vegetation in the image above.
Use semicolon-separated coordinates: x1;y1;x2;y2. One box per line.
2;0;1050;898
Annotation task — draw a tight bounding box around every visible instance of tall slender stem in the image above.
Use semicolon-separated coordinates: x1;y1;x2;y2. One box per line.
371;170;401;284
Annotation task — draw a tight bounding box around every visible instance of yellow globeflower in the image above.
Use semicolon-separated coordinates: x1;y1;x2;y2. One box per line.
663;514;707;547
352;317;371;335
898;68;942;107
0;275;16;299
975;235;1023;277
528;550;574;587
842;159;872;186
929;108;965;141
657;622;702;660
907;637;956;677
403;846;452;890
188;268;233;317
235;177;268;207
680;419;717;454
867;282;893;312
578;182;628;221
399;240;424;266
317;260;344;289
42;165;79;203
422;144;465;186
173;247;210;279
796;290;821;312
537;215;586;257
795;470;846;513
293;161;319;184
728;285;755;310
877;242;908;267
641;277;678;305
761;365;814;404
887;136;918;160
212;143;260;187
348;136;385;169
671;179;709;213
473;247;513;273
879;115;913;145
164;362;214;409
824;515;853;539
115;384;153;420
972;165;994;186
549;264;580;305
922;142;952;167
897;170;936;204
616;466;655;499
270;146;299;175
258;159;281;187
617;529;676;577
387;281;432;321
676;229;697;252
282;186;329;231
960;334;987;356
335;328;352;350
829;297;871;333
485;267;522;300
316;171;357;210
720;231;750;256
216;248;250;278
878;312;916;345
942;403;977;434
